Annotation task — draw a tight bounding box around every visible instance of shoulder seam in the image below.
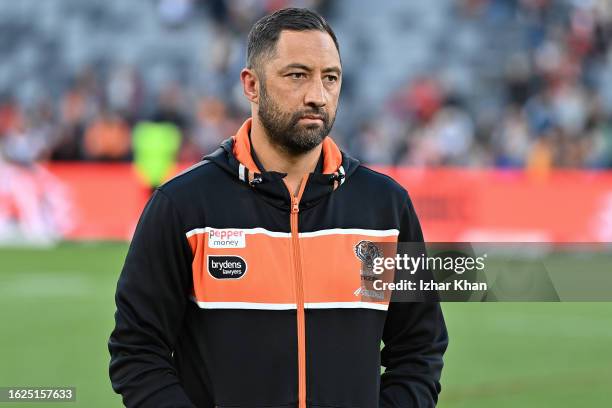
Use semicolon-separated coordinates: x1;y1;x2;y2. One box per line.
355;164;407;192
154;188;190;242
160;160;212;187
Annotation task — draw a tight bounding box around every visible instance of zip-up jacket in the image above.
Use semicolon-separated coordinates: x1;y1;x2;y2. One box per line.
109;118;448;408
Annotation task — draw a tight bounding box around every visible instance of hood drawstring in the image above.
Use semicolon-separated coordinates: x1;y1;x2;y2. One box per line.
249;174;263;187
330;172;345;183
330;165;346;190
239;162;263;187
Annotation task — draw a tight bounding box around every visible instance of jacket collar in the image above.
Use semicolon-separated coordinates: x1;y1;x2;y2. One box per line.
232;118;344;177
205;118;358;211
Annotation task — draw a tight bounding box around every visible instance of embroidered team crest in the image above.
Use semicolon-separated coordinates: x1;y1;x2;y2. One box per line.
354;240;382;275
354;240;385;300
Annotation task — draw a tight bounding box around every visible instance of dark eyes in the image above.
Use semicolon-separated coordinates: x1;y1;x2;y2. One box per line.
287;73;339;82
289;72;306;79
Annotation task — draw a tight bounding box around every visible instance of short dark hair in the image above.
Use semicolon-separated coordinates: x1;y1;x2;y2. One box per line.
246;8;340;72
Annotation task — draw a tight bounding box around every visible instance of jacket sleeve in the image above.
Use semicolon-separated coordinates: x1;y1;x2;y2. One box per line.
380;195;449;408
108;189;196;408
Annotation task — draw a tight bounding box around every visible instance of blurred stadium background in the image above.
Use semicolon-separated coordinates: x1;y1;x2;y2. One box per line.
0;0;611;407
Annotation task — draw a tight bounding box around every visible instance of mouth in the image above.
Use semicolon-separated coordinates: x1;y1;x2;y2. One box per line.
300;115;324;122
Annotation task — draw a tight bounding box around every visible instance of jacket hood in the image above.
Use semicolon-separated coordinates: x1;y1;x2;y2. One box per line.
204;118;360;211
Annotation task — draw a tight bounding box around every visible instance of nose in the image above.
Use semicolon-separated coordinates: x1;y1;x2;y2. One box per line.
304;78;327;108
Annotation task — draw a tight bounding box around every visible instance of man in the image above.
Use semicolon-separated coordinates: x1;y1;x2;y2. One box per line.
109;8;448;408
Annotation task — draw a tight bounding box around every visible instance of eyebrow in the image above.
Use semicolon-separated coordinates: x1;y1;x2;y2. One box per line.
280;63;342;76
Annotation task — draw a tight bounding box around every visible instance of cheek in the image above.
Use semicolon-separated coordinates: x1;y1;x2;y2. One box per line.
274;84;305;106
326;92;340;112
272;78;302;94
326;85;340;102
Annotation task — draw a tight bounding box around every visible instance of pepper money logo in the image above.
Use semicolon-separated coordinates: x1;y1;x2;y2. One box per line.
207;255;248;279
208;228;246;248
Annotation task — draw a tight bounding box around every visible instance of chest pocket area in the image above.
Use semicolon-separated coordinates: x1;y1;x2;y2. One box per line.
299;229;398;310
188;229;295;309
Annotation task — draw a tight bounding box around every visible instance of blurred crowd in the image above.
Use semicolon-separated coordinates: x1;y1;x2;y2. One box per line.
1;0;612;169
352;0;612;169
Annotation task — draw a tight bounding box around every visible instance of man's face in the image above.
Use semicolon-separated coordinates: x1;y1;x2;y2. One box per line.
257;30;342;156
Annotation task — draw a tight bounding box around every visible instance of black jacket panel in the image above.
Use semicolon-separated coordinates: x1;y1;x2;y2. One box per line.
109;119;448;407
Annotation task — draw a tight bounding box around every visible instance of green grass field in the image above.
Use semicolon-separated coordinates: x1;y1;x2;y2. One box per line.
1;242;611;407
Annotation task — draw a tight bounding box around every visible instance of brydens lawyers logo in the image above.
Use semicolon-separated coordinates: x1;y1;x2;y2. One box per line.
208;228;246;248
207;255;248;279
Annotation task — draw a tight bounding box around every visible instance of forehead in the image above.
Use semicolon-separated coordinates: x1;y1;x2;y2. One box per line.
269;30;340;68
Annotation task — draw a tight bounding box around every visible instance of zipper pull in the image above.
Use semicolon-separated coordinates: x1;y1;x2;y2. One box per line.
291;197;299;214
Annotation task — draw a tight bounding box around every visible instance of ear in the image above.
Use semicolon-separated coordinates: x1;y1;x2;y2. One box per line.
241;68;259;104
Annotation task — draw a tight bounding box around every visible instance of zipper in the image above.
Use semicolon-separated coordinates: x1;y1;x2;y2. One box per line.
286;175;309;408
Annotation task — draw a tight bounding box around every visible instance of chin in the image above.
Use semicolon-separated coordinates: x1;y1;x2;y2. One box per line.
302;123;322;130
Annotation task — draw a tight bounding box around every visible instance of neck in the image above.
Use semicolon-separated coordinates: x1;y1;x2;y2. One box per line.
250;116;322;196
